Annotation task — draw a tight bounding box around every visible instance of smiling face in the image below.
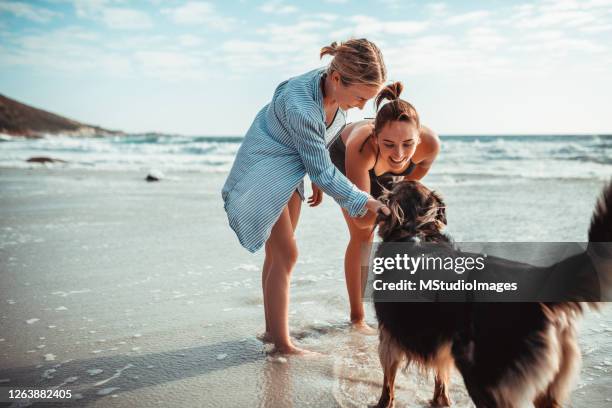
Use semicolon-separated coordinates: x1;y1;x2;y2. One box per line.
376;121;420;170
330;71;381;111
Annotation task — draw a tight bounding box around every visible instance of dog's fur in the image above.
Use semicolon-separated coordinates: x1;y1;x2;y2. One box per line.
373;180;612;408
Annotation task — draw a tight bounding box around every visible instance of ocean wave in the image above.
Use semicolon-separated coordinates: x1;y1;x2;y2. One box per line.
0;134;609;177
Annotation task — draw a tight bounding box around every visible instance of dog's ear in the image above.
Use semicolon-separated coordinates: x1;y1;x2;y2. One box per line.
377;193;405;239
376;189;391;225
430;190;447;226
388;198;405;229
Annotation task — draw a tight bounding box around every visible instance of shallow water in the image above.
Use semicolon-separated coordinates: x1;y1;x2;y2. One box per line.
0;168;610;407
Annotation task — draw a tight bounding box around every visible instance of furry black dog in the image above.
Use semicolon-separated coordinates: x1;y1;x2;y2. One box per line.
373;180;612;408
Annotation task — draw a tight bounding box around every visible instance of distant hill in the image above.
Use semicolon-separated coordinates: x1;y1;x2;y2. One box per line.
0;94;123;138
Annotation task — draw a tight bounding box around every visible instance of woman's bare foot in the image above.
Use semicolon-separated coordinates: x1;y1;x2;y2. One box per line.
270;343;323;356
351;320;378;335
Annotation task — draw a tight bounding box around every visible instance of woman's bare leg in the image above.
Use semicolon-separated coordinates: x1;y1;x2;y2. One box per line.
262;192;302;352
341;209;375;331
261;241;274;342
262;193;301;339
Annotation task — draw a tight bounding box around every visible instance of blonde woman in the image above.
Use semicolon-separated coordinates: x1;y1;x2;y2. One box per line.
222;39;390;354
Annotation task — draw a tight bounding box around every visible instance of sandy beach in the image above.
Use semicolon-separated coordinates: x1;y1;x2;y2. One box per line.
0;166;610;407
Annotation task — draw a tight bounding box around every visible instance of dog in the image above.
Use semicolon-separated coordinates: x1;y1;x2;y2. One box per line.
372;180;612;408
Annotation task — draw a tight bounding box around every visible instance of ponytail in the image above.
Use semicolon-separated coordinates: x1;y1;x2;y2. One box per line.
373;81;420;135
375;81;403;111
319;41;339;58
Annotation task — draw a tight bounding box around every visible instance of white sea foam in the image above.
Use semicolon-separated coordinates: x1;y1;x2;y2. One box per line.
41;368;56;379
51;289;91;297
234;263;259;271
2;134;608;179
94;364;133;386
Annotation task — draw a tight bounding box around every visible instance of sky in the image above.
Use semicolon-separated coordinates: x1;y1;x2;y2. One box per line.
0;0;611;136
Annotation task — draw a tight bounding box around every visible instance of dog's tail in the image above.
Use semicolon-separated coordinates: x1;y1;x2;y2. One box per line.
588;179;612;243
547;180;612;313
541;181;612;314
586;180;612;305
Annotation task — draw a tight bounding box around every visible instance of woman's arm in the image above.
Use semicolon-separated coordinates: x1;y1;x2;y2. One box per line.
406;125;440;181
345;125;379;228
286;107;372;217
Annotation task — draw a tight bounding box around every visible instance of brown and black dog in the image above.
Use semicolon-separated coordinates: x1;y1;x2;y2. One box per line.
372;180;612;408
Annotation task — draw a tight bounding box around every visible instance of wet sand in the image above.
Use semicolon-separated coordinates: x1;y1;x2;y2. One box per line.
0;167;610;407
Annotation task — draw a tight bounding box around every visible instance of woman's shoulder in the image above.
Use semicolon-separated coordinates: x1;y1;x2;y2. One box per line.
284;68;325;100
267;70;325;129
418;125;441;155
413;125;440;164
345;121;376;164
345;120;375;148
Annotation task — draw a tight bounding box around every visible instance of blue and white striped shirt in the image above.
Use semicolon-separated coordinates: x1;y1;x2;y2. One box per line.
221;68;369;253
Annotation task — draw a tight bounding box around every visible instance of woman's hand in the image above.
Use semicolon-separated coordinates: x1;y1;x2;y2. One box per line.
365;197;390;216
349;197;389;229
307;182;323;207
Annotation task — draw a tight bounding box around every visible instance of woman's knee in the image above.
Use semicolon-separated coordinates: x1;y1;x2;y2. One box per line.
348;228;374;245
267;205;299;272
269;238;298;271
280;240;299;269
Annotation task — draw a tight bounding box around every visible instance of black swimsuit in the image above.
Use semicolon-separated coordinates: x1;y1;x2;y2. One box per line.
328;133;415;198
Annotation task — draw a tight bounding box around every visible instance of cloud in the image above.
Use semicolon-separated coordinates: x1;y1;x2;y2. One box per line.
256;20;330;39
508;0;611;29
0;26;132;75
580;23;612;33
376;0;406;9
0;1;60;23
213;19;336;76
133;50;205;80
426;2;448;16
383;34;469;75
69;0;153;30
73;0;120;18
178;34;204;47
0;23;214;81
300;13;338;22
259;0;298;15
161;1;237;31
332;15;429;38
3;0;610;86
214;41;280;72
465;27;506;51
101;8;153;30
511;32;606;54
446;10;490;25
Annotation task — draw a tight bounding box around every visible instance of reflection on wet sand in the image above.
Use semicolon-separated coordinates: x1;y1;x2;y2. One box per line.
331;330;474;408
258;356;294;408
